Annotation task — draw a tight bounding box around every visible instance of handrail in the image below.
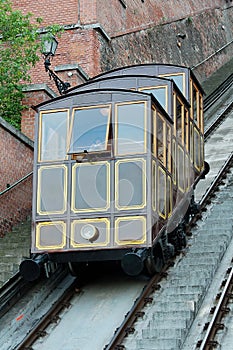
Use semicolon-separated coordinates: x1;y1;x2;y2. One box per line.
0;171;33;196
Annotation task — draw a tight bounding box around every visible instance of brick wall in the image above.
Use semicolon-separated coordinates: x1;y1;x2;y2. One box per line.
7;1;233;134
0;117;33;236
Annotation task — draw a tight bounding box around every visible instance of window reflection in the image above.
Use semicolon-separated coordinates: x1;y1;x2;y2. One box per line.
40;110;68;161
116;102;145;154
69;106;110;154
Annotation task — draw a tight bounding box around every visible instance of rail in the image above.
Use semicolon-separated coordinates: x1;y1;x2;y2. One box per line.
204;101;233;141
0;171;33;196
203;73;233;112
105;152;233;350
15;277;79;350
197;267;233;350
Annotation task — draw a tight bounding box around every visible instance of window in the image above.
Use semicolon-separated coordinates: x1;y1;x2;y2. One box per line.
184;107;189;151
115;216;146;245
39;110;68;162
175;97;183;143
36;221;66;250
115;159;146;210
72;162;110;212
68;105;111;154
199;94;204;133
140;86;168;111
160;73;185;96
37;165;67;214
158;166;166;219
194;127;202;171
178;145;185;192
192;83;198;125
157;113;166;166
116;102;146;155
166;125;171;172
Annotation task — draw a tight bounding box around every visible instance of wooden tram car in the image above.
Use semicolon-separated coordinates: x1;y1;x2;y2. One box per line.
20;64;208;281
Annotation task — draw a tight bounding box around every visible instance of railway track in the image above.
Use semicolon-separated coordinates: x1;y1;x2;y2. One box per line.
203;73;233;113
1;75;233;350
9;110;233;349
197;265;233;350
11;154;233;350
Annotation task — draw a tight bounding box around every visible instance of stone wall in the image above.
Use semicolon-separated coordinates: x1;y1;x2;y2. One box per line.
100;5;233;83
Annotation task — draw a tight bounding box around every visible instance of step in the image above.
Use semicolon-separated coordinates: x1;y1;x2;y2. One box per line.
162;285;205;296
142;327;186;341
137;336;182;350
152;301;197;315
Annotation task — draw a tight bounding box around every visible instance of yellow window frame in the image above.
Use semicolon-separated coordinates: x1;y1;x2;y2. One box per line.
139;85;168;112
36;221;66;250
38;109;69;162
115;216;147;245
115;100;147;155
71;161;110;213
37;164;68;215
115;158;146;211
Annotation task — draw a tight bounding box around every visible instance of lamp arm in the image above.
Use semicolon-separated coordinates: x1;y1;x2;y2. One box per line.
44;59;70;95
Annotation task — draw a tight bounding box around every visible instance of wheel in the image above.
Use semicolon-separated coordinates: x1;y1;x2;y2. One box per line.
145;244;164;275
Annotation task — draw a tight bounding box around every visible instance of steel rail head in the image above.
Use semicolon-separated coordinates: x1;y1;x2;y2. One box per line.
197;268;233;350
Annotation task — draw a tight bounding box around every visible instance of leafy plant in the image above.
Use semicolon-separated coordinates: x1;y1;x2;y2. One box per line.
0;0;62;129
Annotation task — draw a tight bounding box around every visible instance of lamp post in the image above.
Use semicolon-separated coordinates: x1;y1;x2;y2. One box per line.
42;35;70;95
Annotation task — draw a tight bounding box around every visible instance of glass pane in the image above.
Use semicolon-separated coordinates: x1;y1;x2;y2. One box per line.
69;106;110;153
38;166;67;214
116;160;145;209
190;122;194;162
176;97;183;143
194;128;201;170
152;161;156;211
157;113;165;165
141;87;167;111
192;84;198;124
115;217;146;244
166;125;171;172
167;176;172;217
36;222;66;249
116;102;145;154
40;110;68;161
184;108;189;151
199;95;203;132
158;167;166;218
172;139;176;185
171;75;184;94
73;162;109;211
178;145;185;192
185;153;190;190
161;74;184;95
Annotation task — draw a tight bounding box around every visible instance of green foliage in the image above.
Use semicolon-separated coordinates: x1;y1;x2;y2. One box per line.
0;0;62;129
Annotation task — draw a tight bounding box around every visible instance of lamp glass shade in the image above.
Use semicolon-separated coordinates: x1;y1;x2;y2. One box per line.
42;35;58;57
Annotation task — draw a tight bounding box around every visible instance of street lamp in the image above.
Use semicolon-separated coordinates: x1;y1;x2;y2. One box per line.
42;35;70;95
